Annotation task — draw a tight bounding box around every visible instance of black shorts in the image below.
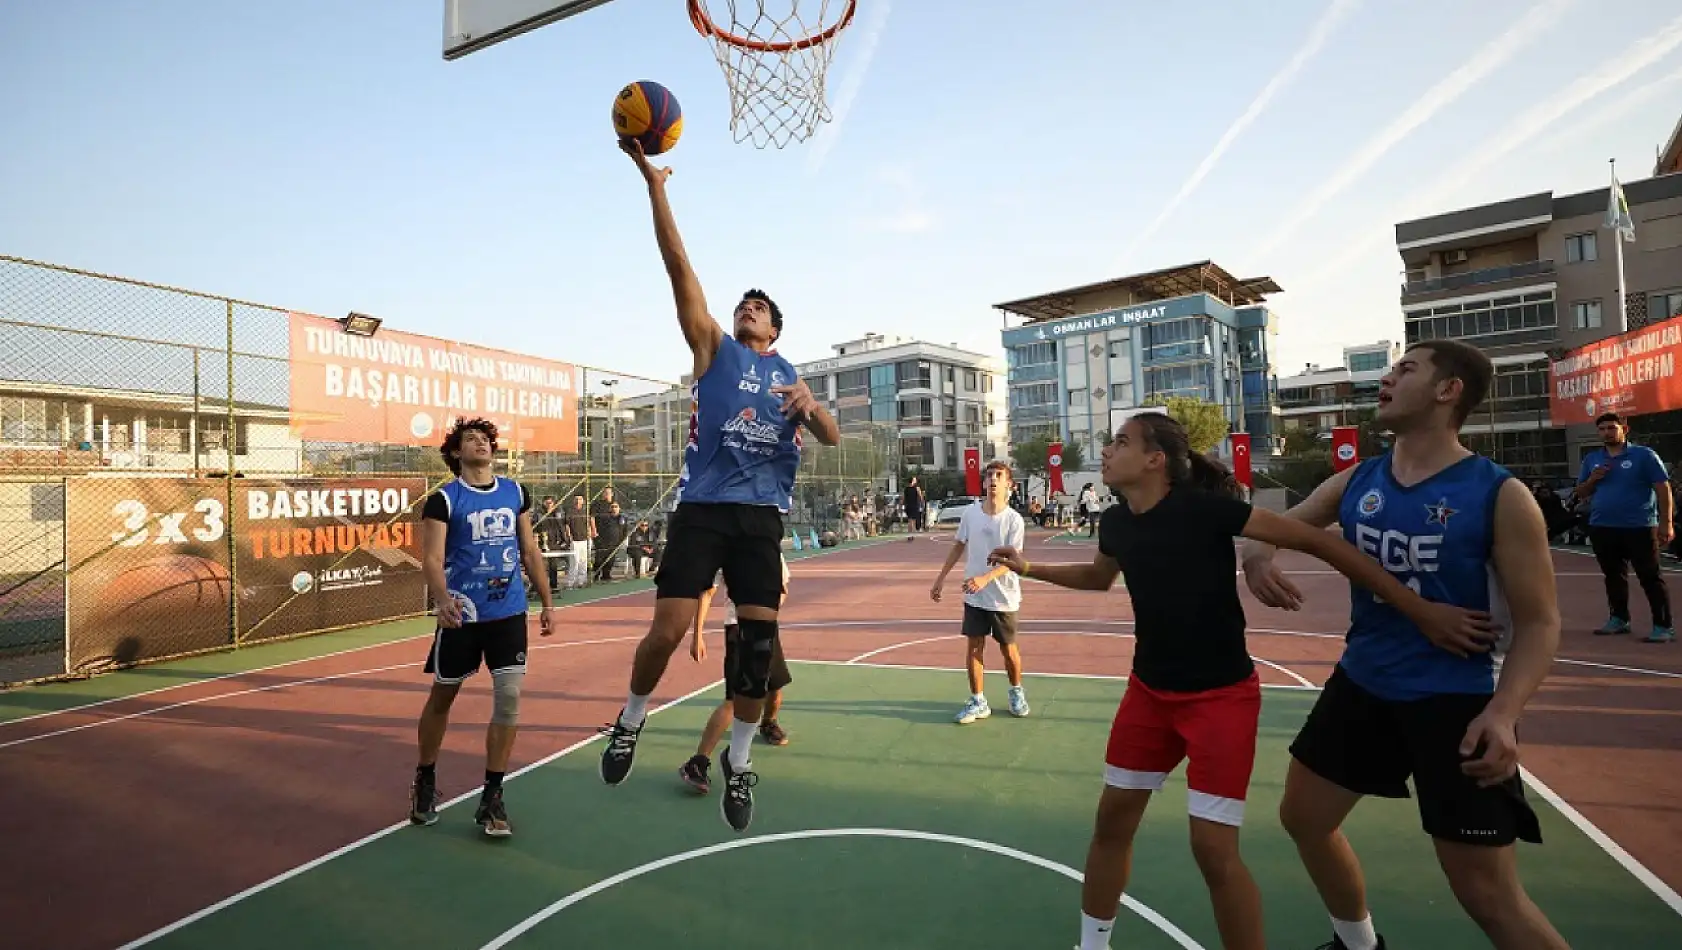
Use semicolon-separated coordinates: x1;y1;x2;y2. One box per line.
422;613;528;685
1290;664;1542;847
722;622;793;700
655;502;786;609
962;604;1019;644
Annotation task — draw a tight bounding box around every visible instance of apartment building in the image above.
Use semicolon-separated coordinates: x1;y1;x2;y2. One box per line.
994;260;1283;467
1275;340;1401;437
1395;162;1682;479
618;334;1010;476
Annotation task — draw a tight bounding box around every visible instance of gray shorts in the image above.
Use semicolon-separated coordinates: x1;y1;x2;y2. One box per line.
962;604;1018;645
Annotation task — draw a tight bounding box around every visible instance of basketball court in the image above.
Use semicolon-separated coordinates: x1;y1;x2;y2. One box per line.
3;534;1682;949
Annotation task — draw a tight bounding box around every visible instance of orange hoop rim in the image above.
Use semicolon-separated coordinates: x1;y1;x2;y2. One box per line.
688;0;858;54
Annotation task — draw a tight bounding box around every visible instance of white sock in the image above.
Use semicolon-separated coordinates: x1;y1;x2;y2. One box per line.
1079;912;1114;949
620;692;651;728
973;692;986;704
1331;915;1378;950
728;718;756;770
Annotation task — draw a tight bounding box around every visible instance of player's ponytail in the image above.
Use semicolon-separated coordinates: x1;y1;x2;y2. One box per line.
1131;412;1242;499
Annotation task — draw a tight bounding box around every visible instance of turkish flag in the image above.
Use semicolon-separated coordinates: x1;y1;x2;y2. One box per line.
1331;425;1360;472
1047;441;1065;495
1230;433;1252;488
963;447;981;496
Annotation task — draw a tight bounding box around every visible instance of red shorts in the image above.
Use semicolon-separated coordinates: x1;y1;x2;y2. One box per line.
1104;671;1262;827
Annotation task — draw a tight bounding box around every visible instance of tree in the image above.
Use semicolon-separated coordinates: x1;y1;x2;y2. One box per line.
1161;396;1231;454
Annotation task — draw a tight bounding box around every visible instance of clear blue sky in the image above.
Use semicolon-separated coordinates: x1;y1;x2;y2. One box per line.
3;0;1679;396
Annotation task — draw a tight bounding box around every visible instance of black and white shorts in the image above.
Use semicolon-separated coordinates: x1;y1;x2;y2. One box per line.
423;613;528;685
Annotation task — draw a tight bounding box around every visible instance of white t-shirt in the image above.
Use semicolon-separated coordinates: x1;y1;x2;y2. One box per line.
956;503;1026;613
717;555;791;625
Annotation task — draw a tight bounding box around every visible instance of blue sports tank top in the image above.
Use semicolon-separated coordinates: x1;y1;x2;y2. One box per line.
677;335;803;512
438;476;529;624
1338;452;1513;702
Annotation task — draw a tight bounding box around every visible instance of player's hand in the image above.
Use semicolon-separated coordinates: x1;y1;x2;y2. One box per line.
1459;709;1520;786
1660;523;1676;547
986;547;1026;575
1241;555;1303;610
929;580;943;602
436;596;464;629
538;608;556;637
1416;602;1498;658
690;633;706;662
962;576;986;595
772;380;818;421
617;137;672;187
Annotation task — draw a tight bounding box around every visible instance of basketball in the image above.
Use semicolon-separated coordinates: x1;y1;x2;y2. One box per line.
612;80;684;155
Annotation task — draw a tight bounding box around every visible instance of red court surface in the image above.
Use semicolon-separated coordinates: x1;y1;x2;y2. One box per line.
0;533;1679;949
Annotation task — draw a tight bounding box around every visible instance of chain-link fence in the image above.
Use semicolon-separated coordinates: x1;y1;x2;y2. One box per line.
0;255;913;686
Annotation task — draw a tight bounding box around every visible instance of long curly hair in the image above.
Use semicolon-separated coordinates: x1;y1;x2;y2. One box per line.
439;417;498;475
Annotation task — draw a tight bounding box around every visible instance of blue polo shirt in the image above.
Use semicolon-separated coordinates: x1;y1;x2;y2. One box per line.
1579;443;1669;529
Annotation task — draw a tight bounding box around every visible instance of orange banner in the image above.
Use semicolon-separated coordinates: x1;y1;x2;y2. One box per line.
1549;314;1682;426
288;311;579;452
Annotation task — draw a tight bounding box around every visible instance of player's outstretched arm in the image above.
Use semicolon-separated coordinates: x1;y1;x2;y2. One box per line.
1240;507;1497;657
989;547;1121;592
619;138;724;377
1240;465;1356;609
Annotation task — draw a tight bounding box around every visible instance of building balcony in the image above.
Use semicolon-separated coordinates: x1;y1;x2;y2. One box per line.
1400;260;1555;298
1009;363;1059;384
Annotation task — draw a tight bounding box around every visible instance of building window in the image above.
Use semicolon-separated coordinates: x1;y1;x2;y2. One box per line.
981;373;994;393
1348;351;1389;373
1565;232;1598;263
1110;382;1135;404
1008;343;1055;367
899;437;935;466
964;369;978;390
1404;291;1556;347
1011;383;1057;407
1108;339;1131;360
896;360;932;390
1068;390;1085;407
836;369;869;399
1572;300;1602;330
1652;291;1682;323
898;398;934;426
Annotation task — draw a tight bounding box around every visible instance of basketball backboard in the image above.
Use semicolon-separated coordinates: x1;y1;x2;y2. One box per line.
442;0;618;60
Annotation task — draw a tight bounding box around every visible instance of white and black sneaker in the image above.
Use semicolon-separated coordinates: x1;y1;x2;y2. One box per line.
599;713;642;786
718;745;758;833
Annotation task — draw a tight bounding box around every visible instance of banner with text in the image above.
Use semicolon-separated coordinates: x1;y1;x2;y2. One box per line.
1549;314;1682;426
65;477;234;674
234;477;428;643
288;311;580;452
65;476;430;673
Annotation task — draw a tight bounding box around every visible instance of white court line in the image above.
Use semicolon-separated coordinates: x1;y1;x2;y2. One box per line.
836;628;1318;689
797;658;1321;691
115;676;728;949
0;635;644;752
1553;657;1682;680
1519;766;1682;917
0;583;663;730
476;828;1205;950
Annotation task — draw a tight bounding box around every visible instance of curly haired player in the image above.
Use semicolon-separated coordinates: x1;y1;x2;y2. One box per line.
408;418;556;838
989;412;1494;950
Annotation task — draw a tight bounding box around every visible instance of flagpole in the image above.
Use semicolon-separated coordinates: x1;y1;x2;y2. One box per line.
1612;158;1629;333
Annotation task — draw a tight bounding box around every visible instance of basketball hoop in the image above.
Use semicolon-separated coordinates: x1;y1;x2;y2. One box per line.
688;0;859;149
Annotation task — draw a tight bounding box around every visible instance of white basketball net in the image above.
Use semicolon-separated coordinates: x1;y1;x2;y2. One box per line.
690;1;857;149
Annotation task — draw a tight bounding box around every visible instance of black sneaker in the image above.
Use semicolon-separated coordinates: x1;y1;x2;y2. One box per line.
718;745;758;833
1314;936;1386;950
599;714;642;786
679;754;711;794
474;786;512;837
409;770;439;826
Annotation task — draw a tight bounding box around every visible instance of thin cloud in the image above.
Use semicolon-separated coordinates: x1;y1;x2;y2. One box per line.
806;0;892;175
1112;0;1364;270
1293;10;1682;295
1248;0;1576;262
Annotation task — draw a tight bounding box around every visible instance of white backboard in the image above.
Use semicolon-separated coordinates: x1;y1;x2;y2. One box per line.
443;0;619;60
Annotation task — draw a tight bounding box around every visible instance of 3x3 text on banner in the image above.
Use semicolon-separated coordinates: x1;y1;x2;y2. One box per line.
1550;313;1682;426
288;312;580;452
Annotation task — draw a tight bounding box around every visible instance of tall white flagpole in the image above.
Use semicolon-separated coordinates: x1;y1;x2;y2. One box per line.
1612;158;1630;333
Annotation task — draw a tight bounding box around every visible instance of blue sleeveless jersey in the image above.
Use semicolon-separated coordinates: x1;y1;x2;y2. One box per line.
1338;453;1513;702
677;335;804;512
438;476;528;624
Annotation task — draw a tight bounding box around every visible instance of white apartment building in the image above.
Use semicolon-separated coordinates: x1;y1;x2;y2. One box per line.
1275;340;1400;436
619;333;1009;475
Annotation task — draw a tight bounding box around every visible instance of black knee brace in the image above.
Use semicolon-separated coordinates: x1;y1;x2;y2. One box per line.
726;617;778;699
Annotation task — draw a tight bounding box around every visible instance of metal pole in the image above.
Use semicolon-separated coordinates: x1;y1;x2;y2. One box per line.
225;299;240;647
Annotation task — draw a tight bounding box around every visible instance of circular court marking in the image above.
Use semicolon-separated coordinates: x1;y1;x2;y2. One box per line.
476;827;1207;950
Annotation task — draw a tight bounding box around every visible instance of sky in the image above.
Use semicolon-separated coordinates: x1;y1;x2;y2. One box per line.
3;0;1681;399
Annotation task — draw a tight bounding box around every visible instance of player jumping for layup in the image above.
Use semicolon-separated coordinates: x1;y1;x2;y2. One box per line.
1242;340;1567;950
600;138;840;833
410;419;556;838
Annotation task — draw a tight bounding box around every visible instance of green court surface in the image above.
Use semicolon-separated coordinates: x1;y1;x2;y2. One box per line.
131;664;1681;949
